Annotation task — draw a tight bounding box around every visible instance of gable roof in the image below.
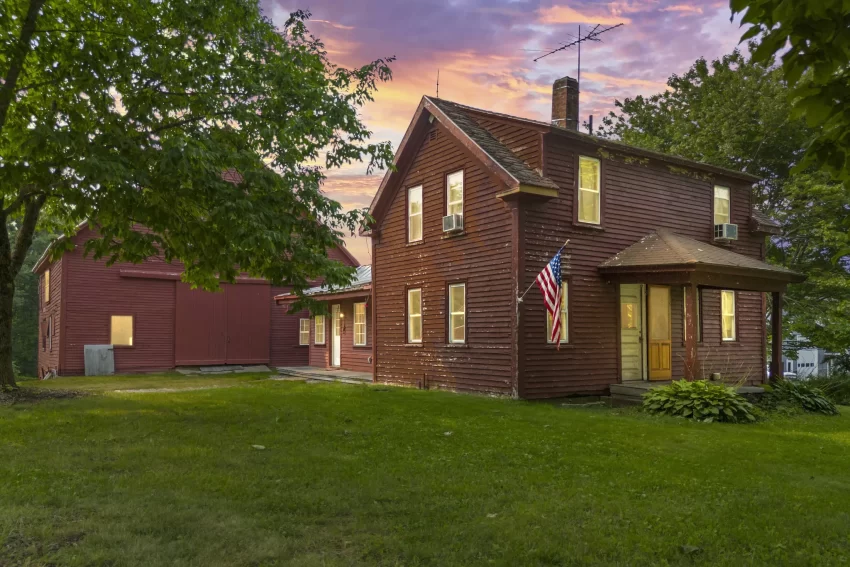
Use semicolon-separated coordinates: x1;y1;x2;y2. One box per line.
598;229;803;282
751;208;782;235
426;98;558;191
366;96;559;231
431;99;762;184
366;95;762;233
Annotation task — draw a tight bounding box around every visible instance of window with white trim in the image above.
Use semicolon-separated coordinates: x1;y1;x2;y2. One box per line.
578;156;601;224
447;170;463;216
354;303;367;346
721;290;736;341
448;283;465;344
408;186;423;243
408;288;422;343
714;186;731;225
546;282;569;343
314;315;325;345
110;315;134;346
299;318;310;345
44;269;50;304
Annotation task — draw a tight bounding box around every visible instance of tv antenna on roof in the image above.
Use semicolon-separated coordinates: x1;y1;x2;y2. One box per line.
533;22;624;86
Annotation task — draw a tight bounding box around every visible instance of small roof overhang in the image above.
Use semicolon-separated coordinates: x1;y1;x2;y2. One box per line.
598;229;805;293
275;285;371;304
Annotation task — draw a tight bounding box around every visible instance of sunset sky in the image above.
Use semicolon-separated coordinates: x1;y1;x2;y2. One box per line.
259;0;747;263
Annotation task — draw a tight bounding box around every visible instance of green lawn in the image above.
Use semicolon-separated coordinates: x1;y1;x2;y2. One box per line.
1;374;849;566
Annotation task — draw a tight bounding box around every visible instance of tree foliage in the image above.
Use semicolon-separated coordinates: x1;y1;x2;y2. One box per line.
596;49;850;356
731;0;850;188
0;0;394;387
9;226;51;377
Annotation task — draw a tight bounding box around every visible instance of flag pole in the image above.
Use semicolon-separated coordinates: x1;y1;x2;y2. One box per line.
517;239;569;302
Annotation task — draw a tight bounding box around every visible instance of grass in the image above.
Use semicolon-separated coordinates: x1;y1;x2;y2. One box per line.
1;374;849;566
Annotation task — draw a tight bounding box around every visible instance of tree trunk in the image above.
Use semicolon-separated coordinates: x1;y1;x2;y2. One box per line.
0;270;16;389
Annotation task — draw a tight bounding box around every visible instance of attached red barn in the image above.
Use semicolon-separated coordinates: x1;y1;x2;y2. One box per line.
33;223;359;376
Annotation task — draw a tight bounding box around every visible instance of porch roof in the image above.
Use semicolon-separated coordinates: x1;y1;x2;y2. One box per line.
274;265;372;304
598;229;805;292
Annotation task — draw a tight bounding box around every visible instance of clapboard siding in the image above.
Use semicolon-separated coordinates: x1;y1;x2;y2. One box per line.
307;298;372;372
61;226;178;375
374;121;515;394
270;289;309;367
36;256;63;377
518;135;767;397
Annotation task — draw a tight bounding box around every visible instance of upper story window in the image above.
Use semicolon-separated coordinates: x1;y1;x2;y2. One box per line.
299;318;310;345
354;303;367;346
111;315;134;346
446;170;464;217
408;186;423;243
408;288;422;343
714;186;731;225
448;283;466;344
314;315;325;345
43;269;51;304
721;290;736;341
578;156;601;224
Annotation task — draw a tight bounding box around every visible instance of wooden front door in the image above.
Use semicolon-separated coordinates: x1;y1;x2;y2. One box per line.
619;284;645;380
331;304;341;367
648;285;672;380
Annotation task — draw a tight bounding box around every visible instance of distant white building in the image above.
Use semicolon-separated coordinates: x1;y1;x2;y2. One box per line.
782;333;835;378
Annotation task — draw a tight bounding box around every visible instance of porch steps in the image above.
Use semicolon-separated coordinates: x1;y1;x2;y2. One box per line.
275;366;373;385
610;381;766;407
609;382;661;406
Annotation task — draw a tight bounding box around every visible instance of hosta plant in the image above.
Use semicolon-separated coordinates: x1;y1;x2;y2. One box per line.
764;379;839;416
642;380;758;423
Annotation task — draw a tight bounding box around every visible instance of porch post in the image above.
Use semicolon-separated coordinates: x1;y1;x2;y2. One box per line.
771;291;783;382
684;283;699;380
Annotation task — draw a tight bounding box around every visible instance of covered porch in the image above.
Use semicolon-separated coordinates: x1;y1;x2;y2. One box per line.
599;230;805;383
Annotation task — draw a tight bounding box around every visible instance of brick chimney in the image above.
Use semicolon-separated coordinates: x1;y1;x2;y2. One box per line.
551;76;579;130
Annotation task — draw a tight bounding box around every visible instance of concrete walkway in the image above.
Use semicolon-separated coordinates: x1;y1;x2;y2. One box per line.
275;366;373;385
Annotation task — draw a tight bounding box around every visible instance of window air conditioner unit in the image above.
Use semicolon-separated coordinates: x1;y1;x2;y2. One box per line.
714;223;738;241
442;214;464;233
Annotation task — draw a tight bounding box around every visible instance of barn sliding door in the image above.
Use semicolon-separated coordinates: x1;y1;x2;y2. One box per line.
224;284;271;364
175;283;227;365
175;282;271;366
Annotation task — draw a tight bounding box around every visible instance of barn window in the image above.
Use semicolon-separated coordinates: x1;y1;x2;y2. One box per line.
721;290;736;341
314;315;325;345
578;156;601;224
354;303;367;346
446;170;464;217
546;282;569;343
44;269;51;304
714;186;731;225
110;315;134;346
299;319;310;345
448;283;465;344
48;316;53;351
408;186;423;243
407;288;422;343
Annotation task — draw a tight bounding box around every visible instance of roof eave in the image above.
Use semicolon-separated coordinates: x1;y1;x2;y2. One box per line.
546;127;761;184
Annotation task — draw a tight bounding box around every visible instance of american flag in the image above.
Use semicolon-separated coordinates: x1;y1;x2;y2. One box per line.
536;251;562;344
